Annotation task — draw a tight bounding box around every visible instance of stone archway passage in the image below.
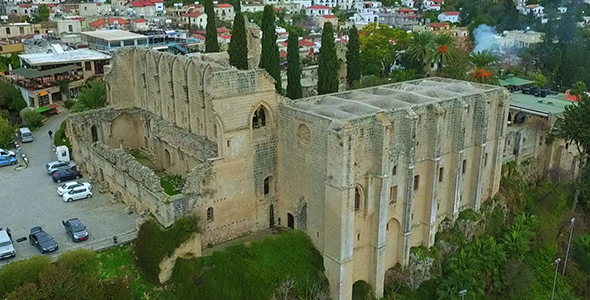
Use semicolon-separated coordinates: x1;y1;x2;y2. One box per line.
164;149;171;168
287;213;294;229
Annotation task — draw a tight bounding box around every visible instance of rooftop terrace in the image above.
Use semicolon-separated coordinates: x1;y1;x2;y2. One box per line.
509;92;572;116
285;78;501;120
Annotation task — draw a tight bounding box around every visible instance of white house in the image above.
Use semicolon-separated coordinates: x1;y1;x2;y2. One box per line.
214;3;234;21
557;6;567;13
305;5;331;17
402;0;415;8
183;11;207;29
438;11;460;23
56;20;82;34
426;4;441;11
130;1;156;18
519;4;544;17
243;3;265;12
424;0;443;9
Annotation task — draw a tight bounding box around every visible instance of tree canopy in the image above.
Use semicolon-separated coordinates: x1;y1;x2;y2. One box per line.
317;22;339;95
70;79;107;112
204;0;220;53
286;31;302;99
346;26;361;88
259;5;281;92
359;23;411;70
228;12;248;70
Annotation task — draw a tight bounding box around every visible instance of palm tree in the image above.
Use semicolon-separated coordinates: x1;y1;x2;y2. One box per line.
406;31;435;75
467;50;499;85
70;79;107;112
429;33;456;76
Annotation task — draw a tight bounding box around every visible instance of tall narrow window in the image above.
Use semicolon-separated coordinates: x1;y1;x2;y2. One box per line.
414;175;420;190
390;185;398;204
207;207;214;222
91;125;98;142
392;165;397;176
252;106;267;129
354;187;361;212
462;159;467;174
439;167;444;183
264;176;271;195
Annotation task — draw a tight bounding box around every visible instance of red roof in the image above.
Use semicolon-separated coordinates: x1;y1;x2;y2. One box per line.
217;3;233;8
141;1;156;6
274;7;282;11
71;17;85;21
195;30;206;35
323;14;338;19
280;39;315;47
130;1;144;7
18;4;31;8
308;5;331;9
219;34;232;39
398;8;414;13
527;4;538;8
47;4;55;7
430;4;440;7
432;0;444;3
89;17;130;28
135;18;147;23
193;33;205;40
184;11;204;17
280;50;287;58
217;27;229;33
150;0;163;3
443;11;460;15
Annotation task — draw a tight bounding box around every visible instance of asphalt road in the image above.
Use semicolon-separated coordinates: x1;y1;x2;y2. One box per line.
0;112;139;266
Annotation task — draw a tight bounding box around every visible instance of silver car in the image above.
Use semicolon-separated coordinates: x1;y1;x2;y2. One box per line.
46;160;77;174
0;148;15;157
0;230;15;260
57;181;92;196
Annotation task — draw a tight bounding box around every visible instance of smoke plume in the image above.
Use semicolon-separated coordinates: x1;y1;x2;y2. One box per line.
472;24;499;53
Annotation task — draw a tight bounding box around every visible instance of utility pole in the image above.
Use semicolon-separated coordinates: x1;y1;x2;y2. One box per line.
551;258;561;300
563;218;575;275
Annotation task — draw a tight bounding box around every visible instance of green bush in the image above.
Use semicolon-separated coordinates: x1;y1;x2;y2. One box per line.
0;256;52;298
53;120;70;151
169;230;328;300
133;216;200;284
21;110;43;130
64;99;76;109
0;116;15;149
160;174;185;195
56;249;98;275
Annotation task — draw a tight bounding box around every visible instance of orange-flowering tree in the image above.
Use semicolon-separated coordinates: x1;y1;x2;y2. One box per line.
429;33;457;76
467;50;499;85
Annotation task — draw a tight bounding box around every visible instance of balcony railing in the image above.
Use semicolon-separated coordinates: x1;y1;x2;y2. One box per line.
2;73;83;91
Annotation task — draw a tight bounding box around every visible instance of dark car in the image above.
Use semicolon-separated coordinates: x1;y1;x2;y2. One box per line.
52;169;82;183
62;218;88;242
29;227;58;254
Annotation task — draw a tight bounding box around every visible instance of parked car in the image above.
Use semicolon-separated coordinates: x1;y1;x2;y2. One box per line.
29;227;58;254
0;148;15;157
0;229;16;260
0;156;17;167
62;218;88;242
46;160;77;174
18;128;33;143
52;169;82;183
62;186;92;202
57;181;92;196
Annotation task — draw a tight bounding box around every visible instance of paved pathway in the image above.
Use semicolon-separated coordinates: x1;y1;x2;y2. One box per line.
0;112;139;267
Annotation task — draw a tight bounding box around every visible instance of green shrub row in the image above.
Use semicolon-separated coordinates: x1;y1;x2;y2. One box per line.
133;215;200;284
169;230;328;300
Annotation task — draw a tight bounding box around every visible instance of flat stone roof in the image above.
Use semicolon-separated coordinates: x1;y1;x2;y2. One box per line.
509;92;572;116
20;49;111;66
284;78;502;120
81;30;148;41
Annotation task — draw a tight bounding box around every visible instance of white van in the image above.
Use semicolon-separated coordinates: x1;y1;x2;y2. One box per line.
19;128;33;143
0;230;15;260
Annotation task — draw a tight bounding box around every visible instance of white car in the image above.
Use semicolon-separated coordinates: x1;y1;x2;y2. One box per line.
62;186;93;202
0;148;15;157
57;181;92;196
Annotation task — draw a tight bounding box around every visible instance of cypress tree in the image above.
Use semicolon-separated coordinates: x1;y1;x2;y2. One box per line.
317;22;338;95
346;25;361;88
234;0;241;13
229;12;248;70
260;5;281;92
205;0;219;53
286;31;302;99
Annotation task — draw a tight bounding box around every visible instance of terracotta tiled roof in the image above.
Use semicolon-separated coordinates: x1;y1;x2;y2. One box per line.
443;11;460;15
135;18;147;22
217;3;233;8
307;5;331;9
130;1;144;7
219;34;232;39
323;14;338;19
430;22;449;28
217;27;229;33
193;33;205;40
184;11;204;17
89;17;130;28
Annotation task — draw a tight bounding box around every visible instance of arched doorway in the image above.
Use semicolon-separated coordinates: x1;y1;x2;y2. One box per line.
91;125;98;142
269;204;275;228
164;149;171;168
287;213;294;229
385;218;402;269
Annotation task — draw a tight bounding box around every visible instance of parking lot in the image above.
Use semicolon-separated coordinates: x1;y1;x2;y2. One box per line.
0;113;139;266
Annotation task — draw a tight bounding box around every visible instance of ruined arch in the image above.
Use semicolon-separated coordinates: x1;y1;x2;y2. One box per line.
164;149;171;168
107;113;145;149
354;185;364;212
385;218;402;269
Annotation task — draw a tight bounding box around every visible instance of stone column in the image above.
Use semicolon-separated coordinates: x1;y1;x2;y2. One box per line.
324;124;355;300
371;114;392;298
402;111;418;266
